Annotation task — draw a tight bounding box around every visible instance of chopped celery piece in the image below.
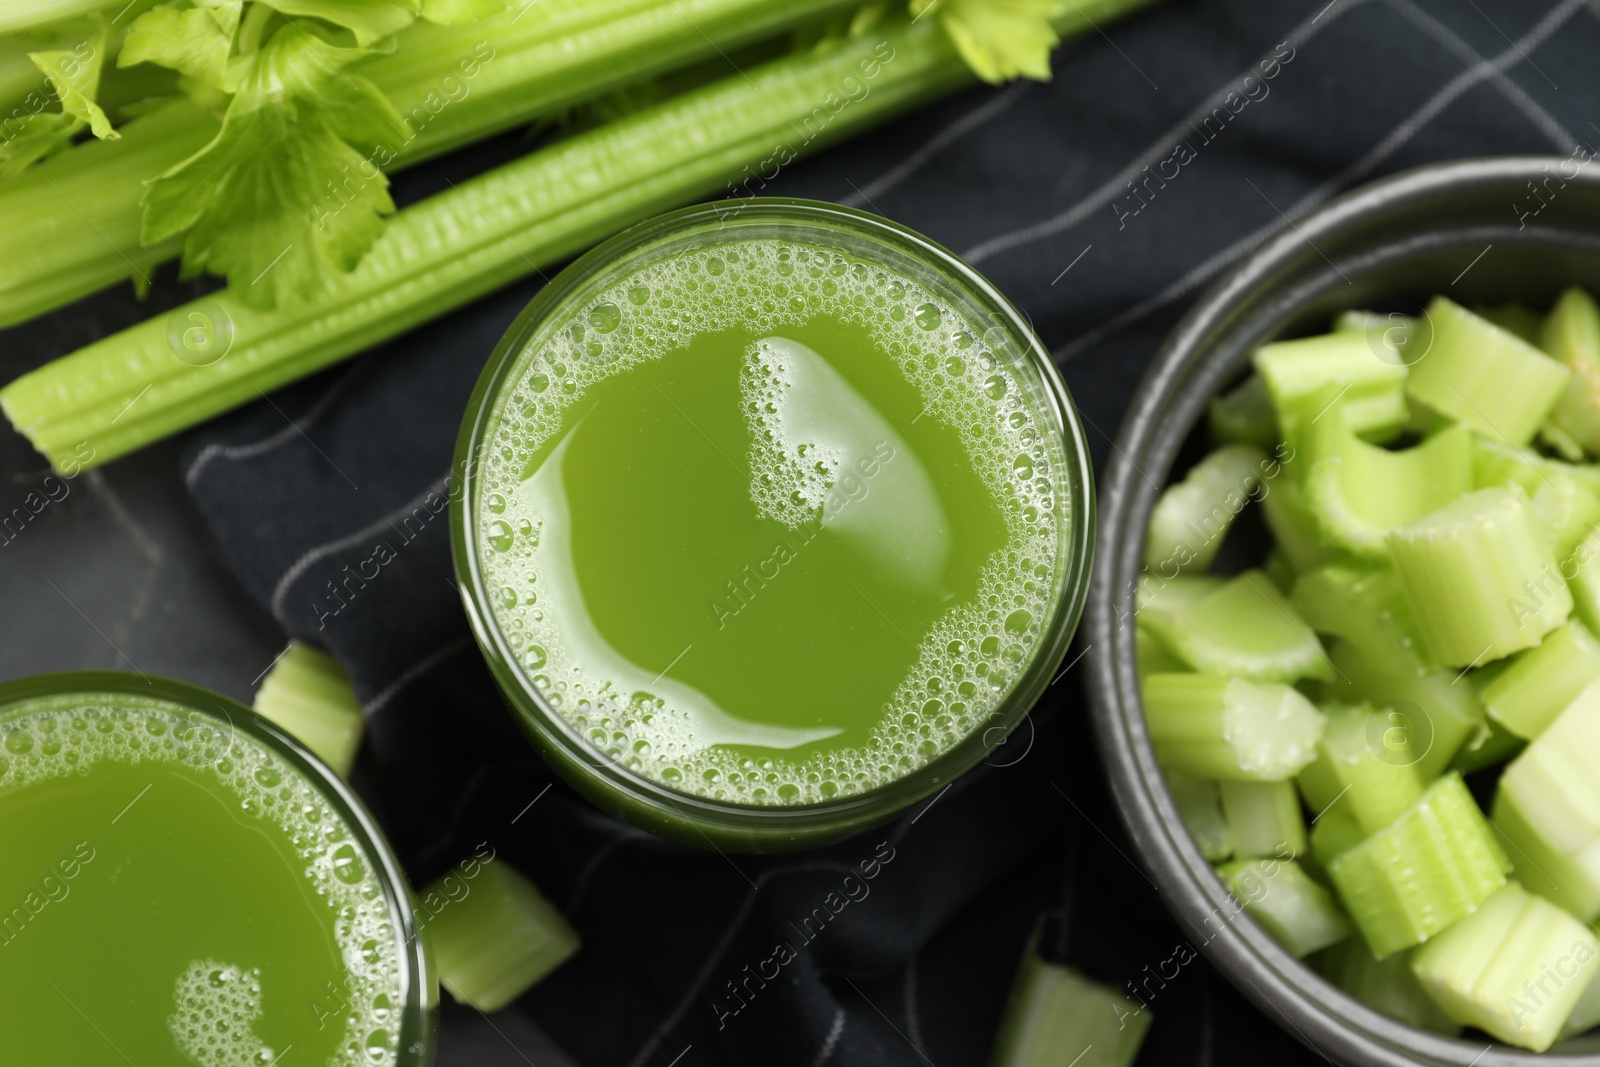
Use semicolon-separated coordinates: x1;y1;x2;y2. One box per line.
1472;433;1600;500
1571;526;1600;636
1561;965;1600;1041
252;642;365;778
1144;444;1267;573
1220;779;1305;859
1291;563;1431;678
1139;570;1333;684
1218;858;1351;958
1296;703;1424;835
1135;626;1187;678
1499;678;1600;853
1473;302;1547;346
1303;389;1473;557
1411;881;1600;1052
1542;287;1600;458
1492;784;1600;923
1334;309;1414;338
1136;573;1222;614
1322;639;1483;780
425;860;579;1012
1311;807;1365;875
1328;773;1509;959
1208;374;1279;450
1314;940;1458;1034
1531;470;1600;562
1260;476;1338;574
1164;769;1233;862
1481;621;1600;740
1450;716;1525;775
1263;549;1296;596
1405;297;1570;447
1387;486;1571;667
1142;673;1325;782
1253;331;1409;447
989;928;1152;1067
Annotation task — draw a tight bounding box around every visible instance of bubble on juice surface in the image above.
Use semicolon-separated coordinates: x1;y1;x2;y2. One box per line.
0;695;405;1067
476;239;1067;805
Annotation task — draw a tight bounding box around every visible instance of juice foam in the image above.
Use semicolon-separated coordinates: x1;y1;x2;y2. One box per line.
477;238;1068;805
0;693;404;1066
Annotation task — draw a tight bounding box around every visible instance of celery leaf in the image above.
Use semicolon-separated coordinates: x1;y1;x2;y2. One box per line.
120;1;245;91
29;30;117;138
0;112;80;177
142;25;407;307
257;0;420;45
911;0;1062;83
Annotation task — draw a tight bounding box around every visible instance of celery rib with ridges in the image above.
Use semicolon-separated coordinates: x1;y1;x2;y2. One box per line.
1541;286;1600;458
1219;778;1305;859
1386;486;1570;667
1481;621;1600;740
1296;702;1423;835
1321;638;1484;780
0;0;864;326
1142;673;1325;781
1327;773;1509;959
1252;330;1409;449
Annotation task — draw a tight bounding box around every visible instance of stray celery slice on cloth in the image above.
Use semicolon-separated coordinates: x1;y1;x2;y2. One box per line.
1138;570;1332;683
1220;778;1305;859
1411;881;1600;1052
1313;940;1458;1035
1481;621;1600;740
1328;773;1509;959
1142;674;1325;781
1386;486;1570;667
252;641;365;777
424;860;580;1012
1295;702;1423;836
1218;858;1351;958
988;921;1152;1067
1291;562;1431;678
1143;443;1267;573
1405;297;1570;447
1542;286;1600;458
1302;389;1473;558
1163;769;1233;861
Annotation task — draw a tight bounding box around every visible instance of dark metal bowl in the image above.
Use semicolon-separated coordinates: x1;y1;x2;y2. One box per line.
1085;156;1600;1066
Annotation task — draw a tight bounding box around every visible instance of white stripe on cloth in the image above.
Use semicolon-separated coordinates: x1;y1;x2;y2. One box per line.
806;1008;847;1067
1053;0;1586;364
268;472;451;619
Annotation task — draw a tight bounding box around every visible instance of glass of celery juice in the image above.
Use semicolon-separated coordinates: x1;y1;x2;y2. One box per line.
0;673;434;1065
455;199;1094;850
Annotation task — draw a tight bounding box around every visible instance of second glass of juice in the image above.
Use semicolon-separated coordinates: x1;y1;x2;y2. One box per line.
454;199;1093;850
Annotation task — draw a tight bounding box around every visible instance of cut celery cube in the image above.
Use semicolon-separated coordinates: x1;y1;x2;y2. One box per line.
989;926;1152;1067
1314;940;1457;1034
1220;779;1305;860
1143;673;1325;782
252;642;365;778
1144;444;1269;574
1164;769;1233;862
1219;858;1351;958
1296;703;1423;835
1140;570;1332;684
1481;621;1600;740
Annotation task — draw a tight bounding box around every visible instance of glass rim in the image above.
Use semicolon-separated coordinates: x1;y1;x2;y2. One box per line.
451;197;1096;846
0;670;437;1066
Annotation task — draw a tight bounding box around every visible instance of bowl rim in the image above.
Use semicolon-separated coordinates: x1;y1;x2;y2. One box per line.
1085;155;1600;1067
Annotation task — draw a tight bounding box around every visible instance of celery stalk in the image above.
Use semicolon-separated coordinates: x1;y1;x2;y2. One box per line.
1252;331;1409;449
1296;703;1423;835
0;1;111;34
424;859;580;1012
1472;433;1600;501
1542;287;1600;457
1474;303;1547;345
1220;779;1305;860
1142;673;1325;782
1481;621;1600;740
1218;858;1351;958
1;17;977;469
1164;769;1233;862
1491;783;1600;923
1291;562;1431;678
1314;940;1458;1035
1328;773;1509;959
1139;570;1332;684
1321;638;1483;781
989;925;1152;1067
1387;486;1571;667
1143;443;1266;573
252;642;365;778
1208;374;1278;450
1405;297;1571;447
1303;389;1473;558
1411;881;1600;1052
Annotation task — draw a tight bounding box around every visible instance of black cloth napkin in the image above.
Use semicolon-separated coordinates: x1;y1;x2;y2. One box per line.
173;0;1600;1063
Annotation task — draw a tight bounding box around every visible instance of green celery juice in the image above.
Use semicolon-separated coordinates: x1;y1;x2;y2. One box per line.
474;234;1070;806
0;691;406;1065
